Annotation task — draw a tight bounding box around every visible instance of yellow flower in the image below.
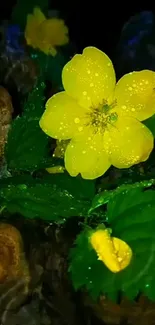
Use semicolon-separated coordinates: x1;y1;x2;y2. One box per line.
53;140;70;159
46;140;69;174
39;47;155;179
90;229;132;273
46;165;65;174
25;7;69;56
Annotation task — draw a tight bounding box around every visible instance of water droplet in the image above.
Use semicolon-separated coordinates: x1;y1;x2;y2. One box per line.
118;257;123;262
74;117;80;124
78;126;83;132
17;184;28;190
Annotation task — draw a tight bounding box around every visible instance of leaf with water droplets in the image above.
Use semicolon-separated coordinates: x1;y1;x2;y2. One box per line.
5;81;61;171
5;116;52;171
0;173;95;221
69;187;155;301
89;178;155;213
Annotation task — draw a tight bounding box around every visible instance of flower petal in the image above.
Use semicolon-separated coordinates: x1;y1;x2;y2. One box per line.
113;238;132;271
65;128;111;179
53;140;70;158
114;70;155;121
33;7;46;23
104;117;154;168
90;229;132;273
90;229;121;273
39;19;69;46
25;14;38;47
62;47;116;108
39;92;87;140
25;8;45;48
46;166;65;174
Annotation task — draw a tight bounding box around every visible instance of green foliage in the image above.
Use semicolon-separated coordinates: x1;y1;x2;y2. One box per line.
0;173;95;222
144;114;155;137
11;0;49;30
5;116;49;171
69;187;155;301
5;81;58;172
21;80;46;118
89;178;155;213
30;48;70;90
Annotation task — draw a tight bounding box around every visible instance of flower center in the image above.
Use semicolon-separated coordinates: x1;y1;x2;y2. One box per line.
86;99;118;133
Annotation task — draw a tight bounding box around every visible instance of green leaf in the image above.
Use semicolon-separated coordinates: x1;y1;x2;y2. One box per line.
21;80;46;118
89;178;155;213
30;49;69;89
107;188;155;229
0;173;95;221
143;114;155;137
143;275;155;301
5;116;50;171
69;188;155;301
5;81;55;171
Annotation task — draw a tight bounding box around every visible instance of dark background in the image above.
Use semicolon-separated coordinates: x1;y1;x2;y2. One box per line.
0;2;154;56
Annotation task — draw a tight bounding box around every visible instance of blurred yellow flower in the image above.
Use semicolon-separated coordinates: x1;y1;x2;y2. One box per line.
25;7;69;55
39;47;155;179
90;229;132;273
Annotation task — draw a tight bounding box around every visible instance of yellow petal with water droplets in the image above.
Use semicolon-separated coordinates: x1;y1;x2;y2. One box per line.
104;117;154;168
114;70;155;121
39;92;87;140
113;237;132;270
90;229;132;273
65;127;111;179
62;47;116;109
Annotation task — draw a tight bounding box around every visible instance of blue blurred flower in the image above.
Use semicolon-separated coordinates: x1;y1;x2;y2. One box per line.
114;11;155;77
5;24;24;54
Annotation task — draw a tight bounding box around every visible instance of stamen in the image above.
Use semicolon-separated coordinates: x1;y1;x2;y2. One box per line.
85;99;118;134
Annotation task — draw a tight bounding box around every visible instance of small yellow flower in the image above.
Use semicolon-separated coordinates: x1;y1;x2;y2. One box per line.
39;47;155;179
90;229;132;273
46;165;65;174
53;140;70;159
46;140;69;174
25;7;69;55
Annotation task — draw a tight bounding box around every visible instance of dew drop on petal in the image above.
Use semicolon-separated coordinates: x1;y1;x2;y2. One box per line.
74;117;80;123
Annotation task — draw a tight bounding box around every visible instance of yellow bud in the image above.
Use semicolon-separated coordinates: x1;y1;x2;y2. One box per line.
90;229;132;273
